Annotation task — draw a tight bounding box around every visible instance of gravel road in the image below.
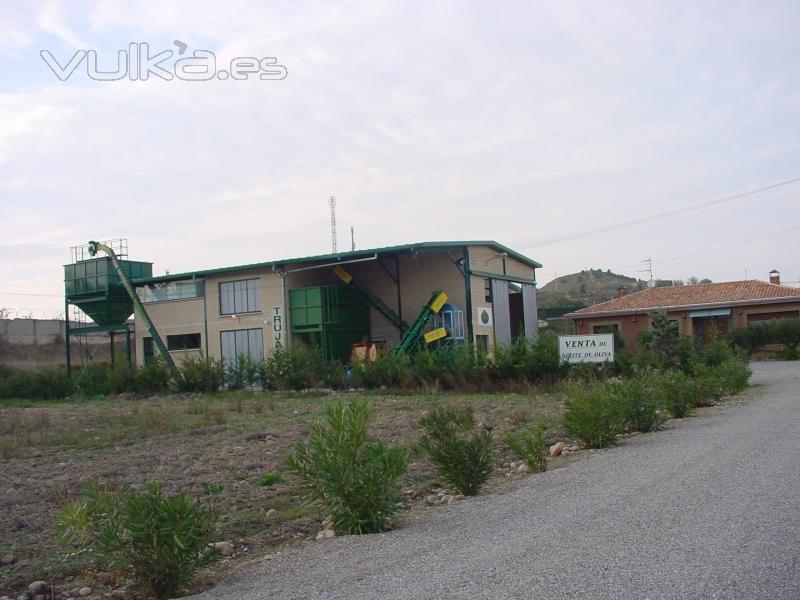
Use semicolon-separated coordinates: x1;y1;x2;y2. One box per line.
195;361;800;599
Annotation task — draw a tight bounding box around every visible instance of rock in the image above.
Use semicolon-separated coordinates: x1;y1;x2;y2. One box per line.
265;508;278;521
110;589;127;599
0;555;16;566
96;572;114;585
211;541;234;556
452;494;465;502
315;529;336;540
28;582;47;595
425;495;441;506
518;463;531;473
440;494;452;504
0;595;12;600
549;442;566;457
79;587;92;597
34;595;45;600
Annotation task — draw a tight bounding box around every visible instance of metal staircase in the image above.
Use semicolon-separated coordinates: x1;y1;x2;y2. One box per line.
333;266;408;332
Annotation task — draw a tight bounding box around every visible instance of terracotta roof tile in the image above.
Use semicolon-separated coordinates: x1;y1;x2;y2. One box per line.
566;280;800;318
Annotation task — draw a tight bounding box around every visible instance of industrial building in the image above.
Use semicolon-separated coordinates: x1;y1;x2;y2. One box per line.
566;272;800;349
63;240;542;368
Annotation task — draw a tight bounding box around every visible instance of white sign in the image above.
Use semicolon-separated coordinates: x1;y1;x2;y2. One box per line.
271;306;284;350
558;334;615;364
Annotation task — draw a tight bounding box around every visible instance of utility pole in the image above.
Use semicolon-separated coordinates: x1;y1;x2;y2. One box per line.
329;196;337;254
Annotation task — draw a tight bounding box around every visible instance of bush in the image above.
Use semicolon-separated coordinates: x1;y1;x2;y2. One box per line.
505;424;548;473
286;399;408;534
225;354;260;390
709;358;751;395
351;352;413;389
564;383;625;448
261;344;325;391
178;356;224;393
655;370;697;418
418;406;494;495
616;375;666;433
56;482;220;600
0;367;74;400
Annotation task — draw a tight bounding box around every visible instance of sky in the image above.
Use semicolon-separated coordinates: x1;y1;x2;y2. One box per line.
1;0;799;318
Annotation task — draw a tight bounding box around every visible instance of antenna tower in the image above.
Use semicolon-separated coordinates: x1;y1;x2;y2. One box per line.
329;196;337;254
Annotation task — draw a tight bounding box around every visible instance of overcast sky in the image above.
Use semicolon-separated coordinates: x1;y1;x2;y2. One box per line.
2;0;799;317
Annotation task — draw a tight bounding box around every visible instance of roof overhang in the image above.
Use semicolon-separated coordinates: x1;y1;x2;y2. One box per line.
131;240;542;285
565;296;800;320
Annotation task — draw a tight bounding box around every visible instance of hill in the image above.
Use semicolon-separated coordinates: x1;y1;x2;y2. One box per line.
539;269;645;310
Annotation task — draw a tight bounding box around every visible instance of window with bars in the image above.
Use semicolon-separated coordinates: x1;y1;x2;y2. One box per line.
219;279;261;314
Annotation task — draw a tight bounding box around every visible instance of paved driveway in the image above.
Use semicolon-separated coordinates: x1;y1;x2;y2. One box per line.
195;361;800;599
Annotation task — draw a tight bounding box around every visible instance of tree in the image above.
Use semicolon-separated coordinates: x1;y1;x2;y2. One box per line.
649;309;680;367
699;278;713;284
687;276;700;285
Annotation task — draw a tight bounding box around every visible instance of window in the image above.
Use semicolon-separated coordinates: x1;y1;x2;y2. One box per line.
747;311;799;324
220;328;264;365
593;324;619;334
138;280;203;303
143;337;154;362
220;279;261;314
167;333;201;351
484;278;492;303
475;334;488;353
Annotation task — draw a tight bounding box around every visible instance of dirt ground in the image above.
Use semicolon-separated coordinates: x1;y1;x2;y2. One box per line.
0;389;573;598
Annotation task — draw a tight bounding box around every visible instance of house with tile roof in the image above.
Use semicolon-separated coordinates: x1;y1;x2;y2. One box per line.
565;271;800;349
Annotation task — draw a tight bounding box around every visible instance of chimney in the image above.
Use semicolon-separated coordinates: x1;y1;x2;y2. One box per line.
617;286;627;298
769;269;781;285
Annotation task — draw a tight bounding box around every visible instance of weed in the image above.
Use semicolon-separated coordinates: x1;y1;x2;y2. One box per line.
505;424;548;473
258;472;284;487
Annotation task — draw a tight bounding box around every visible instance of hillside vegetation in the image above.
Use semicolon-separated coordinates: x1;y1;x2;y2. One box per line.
539;269;644;309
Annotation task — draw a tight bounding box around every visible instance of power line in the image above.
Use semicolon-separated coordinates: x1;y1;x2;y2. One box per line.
519;176;800;249
612;223;800;274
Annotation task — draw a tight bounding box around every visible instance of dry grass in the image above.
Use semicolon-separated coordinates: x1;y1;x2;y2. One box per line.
0;390;567;597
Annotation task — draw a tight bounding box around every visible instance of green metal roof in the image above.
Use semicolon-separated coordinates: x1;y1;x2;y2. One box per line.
132;240;542;285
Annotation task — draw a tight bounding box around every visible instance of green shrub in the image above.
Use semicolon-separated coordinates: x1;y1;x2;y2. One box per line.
656;370;697;418
178;356;224;393
0;367;74;400
351;352;413;389
564;382;625;448
616;375;666;433
286;399;408;534
649;309;681;368
698;340;734;367
261;344;325;391
418;406;494;495
258;472;284;487
505;424;548;473
56;482;220;600
225;354;260;390
709;359;751;395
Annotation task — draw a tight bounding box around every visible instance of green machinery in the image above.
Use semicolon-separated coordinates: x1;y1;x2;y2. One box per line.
64;239;177;375
289;285;370;363
290;264;451;361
